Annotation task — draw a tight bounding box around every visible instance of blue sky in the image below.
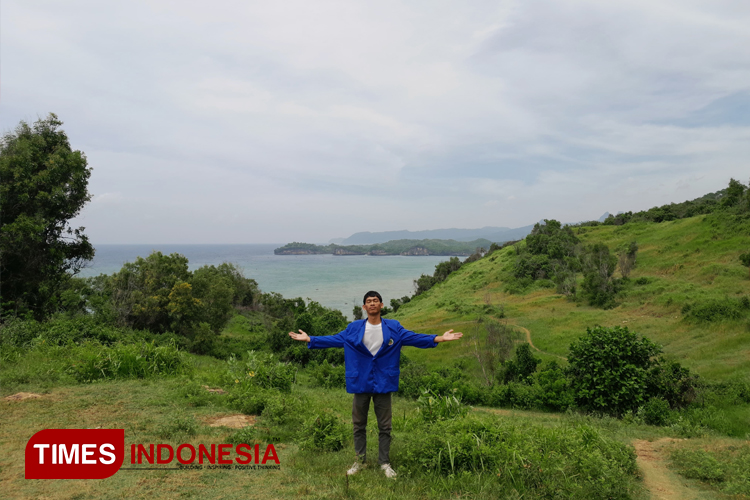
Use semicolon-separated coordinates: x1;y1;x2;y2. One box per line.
2;0;749;243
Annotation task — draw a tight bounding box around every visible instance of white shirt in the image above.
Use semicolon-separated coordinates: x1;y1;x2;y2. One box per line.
363;320;383;356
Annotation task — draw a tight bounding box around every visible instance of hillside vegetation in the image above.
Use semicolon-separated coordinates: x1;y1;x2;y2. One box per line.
394;211;750;382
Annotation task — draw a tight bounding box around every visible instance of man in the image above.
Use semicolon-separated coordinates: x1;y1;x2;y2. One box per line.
288;290;463;479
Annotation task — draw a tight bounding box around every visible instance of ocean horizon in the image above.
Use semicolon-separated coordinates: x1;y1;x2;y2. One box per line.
80;244;449;319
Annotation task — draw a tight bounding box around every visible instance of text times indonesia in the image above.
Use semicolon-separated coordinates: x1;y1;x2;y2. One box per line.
26;429;280;479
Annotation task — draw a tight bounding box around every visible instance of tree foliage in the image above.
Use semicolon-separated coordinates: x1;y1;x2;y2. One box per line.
502;343;541;384
0;114;94;318
472;317;515;386
104;252;257;336
580;243;620;308
567;326;661;416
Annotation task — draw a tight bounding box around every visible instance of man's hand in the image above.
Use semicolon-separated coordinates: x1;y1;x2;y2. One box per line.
435;329;463;343
288;329;311;342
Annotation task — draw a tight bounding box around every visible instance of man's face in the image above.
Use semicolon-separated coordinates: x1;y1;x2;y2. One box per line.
363;296;383;316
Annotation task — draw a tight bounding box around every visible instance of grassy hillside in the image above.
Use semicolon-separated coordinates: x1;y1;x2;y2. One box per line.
394;212;750;381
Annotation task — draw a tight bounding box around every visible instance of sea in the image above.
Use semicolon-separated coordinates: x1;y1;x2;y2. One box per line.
79;244;448;319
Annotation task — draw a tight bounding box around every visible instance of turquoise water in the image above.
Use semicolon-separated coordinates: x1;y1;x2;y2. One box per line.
80;244;448;318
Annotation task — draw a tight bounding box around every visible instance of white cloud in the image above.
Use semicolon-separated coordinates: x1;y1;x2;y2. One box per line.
2;0;749;242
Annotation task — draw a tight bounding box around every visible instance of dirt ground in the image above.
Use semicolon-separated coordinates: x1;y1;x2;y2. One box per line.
633;438;704;500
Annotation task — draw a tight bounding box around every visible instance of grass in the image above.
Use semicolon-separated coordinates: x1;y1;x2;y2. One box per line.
667;438;750;496
0;371;651;500
2;341;748;499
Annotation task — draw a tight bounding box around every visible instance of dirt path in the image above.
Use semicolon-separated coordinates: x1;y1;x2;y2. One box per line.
510;324;567;361
438;317;567;361
633;438;701;500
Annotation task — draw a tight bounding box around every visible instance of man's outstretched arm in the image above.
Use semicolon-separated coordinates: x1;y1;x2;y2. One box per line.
288;328;346;349
400;324;463;348
288;330;311;343
434;329;463;343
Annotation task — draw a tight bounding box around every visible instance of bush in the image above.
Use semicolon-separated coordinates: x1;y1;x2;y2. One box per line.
66;340;189;382
261;392;306;425
683;298;749;322
567;326;660;416
298;411;347;452
417;389;469;423
646;358;700;409
228;390;270;415
640;397;672;426
226;426;257;445
580;244;620;308
227;351;296;393
501;344;541;384
309;360;345;389
535;361;575;411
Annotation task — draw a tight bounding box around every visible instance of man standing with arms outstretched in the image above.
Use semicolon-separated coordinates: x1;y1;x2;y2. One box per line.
289;290;463;479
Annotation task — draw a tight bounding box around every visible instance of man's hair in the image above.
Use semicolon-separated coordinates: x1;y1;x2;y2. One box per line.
363;291;383;304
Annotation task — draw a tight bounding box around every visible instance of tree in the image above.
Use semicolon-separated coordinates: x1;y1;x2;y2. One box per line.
472;317;514;386
617;241;638;278
567;326;661;416
0;114;94;318
352;304;363;320
502;343;541;384
580;243;619;308
721;178;746;208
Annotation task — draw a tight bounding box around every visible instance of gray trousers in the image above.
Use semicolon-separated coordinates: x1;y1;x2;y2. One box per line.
352;392;392;465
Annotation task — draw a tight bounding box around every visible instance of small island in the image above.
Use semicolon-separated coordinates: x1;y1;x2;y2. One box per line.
274;238;495;256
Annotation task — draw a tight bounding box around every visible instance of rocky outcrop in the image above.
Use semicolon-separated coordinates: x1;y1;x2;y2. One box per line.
333;248;365;255
275;249;317;255
401;246;430;256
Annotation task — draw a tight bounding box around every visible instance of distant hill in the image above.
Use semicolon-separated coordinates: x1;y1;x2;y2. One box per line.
334;226;529;245
275;238;494;256
330;213;613;245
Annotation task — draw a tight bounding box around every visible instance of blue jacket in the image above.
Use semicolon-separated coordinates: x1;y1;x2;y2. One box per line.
308;318;437;394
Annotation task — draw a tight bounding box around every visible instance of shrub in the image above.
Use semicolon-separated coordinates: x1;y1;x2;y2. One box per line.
640;397;672;426
66;340;189;383
501;344;541;384
227;351;296;393
580;244;620;308
535;361;575;411
226;426;257;445
177;380;222;408
683;299;748;322
417;389;469;423
567;326;661;416
298;411;347;452
228;390;270;415
646;358;700;409
309;360;345;389
261;393;306;425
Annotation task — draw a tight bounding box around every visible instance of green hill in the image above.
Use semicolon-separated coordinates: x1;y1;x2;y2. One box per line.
274;238;494;256
394;212;750;382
